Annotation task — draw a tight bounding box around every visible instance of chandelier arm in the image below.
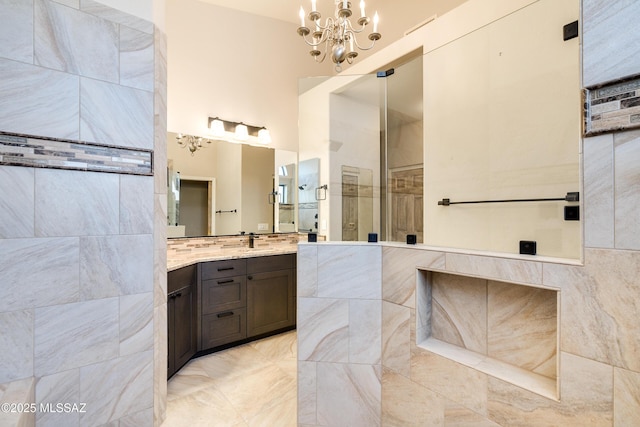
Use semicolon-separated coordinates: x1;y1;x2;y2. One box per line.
314;29;331;45
350;32;379;51
314;16;335;32
345;18;368;34
314;49;328;63
300;31;325;47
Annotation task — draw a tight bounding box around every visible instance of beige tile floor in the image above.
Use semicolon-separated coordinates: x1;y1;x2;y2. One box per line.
163;331;297;427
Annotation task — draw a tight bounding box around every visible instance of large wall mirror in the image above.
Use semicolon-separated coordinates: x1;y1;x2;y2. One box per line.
167;131;297;237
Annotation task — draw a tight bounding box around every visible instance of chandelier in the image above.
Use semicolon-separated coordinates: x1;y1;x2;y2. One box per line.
176;134;211;155
297;0;381;72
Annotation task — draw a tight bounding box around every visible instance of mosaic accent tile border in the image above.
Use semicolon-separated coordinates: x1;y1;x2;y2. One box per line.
584;73;640;136
0;132;152;175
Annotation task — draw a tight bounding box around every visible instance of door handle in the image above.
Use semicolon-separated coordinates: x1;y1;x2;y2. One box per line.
217;311;234;318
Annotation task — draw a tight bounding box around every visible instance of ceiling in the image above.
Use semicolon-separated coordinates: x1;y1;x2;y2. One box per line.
196;0;304;24
196;0;424;120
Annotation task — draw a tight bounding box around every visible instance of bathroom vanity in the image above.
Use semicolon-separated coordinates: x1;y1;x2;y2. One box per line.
167;234;299;378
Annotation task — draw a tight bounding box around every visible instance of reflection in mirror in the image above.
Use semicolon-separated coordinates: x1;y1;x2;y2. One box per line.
167;160;184;237
341;165;373;241
277;163;296;232
385;56;424;243
167;131;276;237
298;158;319;232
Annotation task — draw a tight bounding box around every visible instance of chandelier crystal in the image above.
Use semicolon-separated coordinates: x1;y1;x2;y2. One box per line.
297;0;381;72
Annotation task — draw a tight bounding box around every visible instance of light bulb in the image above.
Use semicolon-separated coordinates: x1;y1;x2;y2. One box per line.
258;128;271;144
235;124;249;141
209;119;225;137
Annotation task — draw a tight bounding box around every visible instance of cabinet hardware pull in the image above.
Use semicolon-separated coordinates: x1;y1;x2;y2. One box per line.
217;311;234;318
217;279;234;284
175;292;182;297
248;275;253;280
217;267;234;271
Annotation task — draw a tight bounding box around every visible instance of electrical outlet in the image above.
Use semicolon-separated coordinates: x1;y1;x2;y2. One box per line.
257;223;268;231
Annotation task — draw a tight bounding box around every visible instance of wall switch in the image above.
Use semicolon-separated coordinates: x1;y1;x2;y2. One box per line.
258;223;268;231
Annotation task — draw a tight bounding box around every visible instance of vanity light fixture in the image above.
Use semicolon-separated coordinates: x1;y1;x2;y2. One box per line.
235;124;249;141
297;0;381;72
176;133;211;155
207;117;272;145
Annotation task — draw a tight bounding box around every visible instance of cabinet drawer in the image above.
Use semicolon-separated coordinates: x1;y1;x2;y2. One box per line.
201;308;246;349
202;275;246;314
247;254;295;274
201;259;246;280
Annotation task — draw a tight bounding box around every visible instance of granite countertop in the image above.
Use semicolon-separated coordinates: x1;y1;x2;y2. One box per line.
167;244;298;271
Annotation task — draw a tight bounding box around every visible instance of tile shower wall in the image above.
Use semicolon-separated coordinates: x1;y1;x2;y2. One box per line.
0;1;163;426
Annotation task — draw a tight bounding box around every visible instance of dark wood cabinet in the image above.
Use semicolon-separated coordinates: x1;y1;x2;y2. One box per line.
168;253;296;378
167;264;197;378
246;255;296;337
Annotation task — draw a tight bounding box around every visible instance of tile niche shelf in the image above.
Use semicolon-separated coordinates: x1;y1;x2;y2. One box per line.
416;270;560;400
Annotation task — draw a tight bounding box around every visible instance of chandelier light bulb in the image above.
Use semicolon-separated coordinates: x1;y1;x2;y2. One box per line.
373;11;379;32
299;6;305;27
360;0;365;17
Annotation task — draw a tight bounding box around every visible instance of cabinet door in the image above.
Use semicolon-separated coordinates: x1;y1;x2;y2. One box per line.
246;269;295;337
167;296;175;377
171;284;197;374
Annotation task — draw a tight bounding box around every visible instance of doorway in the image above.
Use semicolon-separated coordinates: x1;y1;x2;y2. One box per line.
179;177;216;237
180;180;208;236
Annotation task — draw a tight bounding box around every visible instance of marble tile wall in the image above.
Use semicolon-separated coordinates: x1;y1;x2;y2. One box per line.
0;1;160;426
153;25;168;427
299;239;639;425
297;243;382;427
582;0;640;87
